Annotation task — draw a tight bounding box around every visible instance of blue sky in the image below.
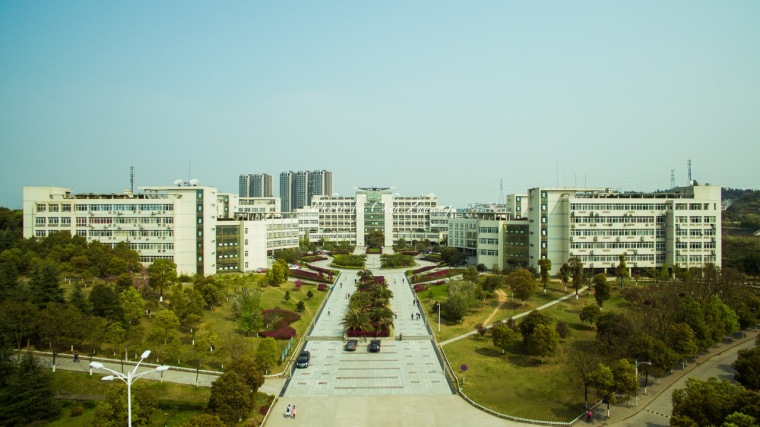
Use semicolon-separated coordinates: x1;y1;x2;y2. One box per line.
1;1;759;209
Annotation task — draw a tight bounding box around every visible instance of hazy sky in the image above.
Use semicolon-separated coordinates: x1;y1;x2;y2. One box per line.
2;1;759;209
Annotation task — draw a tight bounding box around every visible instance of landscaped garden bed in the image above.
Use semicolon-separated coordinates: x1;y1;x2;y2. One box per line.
259;308;300;339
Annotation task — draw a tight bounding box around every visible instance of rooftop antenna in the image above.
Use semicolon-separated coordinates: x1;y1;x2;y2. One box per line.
670;169;675;188
499;179;504;204
687;159;692;184
130;164;135;193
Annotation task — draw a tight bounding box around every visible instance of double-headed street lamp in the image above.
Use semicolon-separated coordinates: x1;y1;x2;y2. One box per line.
90;350;169;427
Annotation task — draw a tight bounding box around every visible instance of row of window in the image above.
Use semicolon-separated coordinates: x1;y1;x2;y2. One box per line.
570;242;655;249
571;229;654;236
35;204;73;212
74;203;174;212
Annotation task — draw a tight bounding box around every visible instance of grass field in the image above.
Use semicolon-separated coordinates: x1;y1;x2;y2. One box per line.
440;283;634;422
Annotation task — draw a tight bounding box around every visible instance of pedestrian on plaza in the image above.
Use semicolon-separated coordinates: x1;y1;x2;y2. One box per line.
73;352;79;362
328;310;330;316
340;283;342;288
586;409;592;422
291;405;296;418
285;404;291;418
411;313;414;320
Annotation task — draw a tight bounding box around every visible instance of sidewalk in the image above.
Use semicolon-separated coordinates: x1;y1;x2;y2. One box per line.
439;286;589;346
594;329;759;426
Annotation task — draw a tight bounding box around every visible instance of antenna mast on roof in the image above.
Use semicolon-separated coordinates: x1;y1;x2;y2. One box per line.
130;164;135;193
671;169;675;188
499;179;504;204
688;159;692;184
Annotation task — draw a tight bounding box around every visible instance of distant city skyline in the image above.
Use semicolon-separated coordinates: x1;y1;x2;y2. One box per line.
2;2;759;209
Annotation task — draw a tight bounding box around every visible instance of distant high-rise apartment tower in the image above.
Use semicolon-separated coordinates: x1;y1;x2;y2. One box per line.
279;170;333;212
309;170;333;202
239;174;272;197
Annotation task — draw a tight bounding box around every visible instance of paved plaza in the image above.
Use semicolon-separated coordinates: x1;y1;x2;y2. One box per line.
284;249;452;398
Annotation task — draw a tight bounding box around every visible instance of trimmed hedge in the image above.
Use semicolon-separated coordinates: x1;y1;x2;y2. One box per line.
410;269;450;284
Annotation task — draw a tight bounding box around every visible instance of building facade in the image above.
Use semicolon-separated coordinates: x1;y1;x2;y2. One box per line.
279;170;333;212
239;174;273;197
23;184;300;276
451;184;722;275
298;187;449;246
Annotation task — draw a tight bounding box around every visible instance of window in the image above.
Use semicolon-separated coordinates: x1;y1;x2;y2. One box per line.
49;204;59;212
35;217;46;225
62;204;72;212
36;204;46;212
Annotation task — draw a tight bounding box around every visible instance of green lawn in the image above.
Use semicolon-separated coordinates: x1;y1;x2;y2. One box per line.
440;283;637;422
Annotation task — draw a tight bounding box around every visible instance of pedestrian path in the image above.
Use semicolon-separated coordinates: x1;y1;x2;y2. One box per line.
439;286;589;347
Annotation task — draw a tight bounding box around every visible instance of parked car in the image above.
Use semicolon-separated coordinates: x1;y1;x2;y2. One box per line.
344;339;358;351
368;339;381;353
295;350;311;368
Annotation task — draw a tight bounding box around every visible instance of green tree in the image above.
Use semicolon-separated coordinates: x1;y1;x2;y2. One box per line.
667;323;699;368
184;414;226;427
341;307;372;333
207;371;252;424
89;284;121;320
519;310;553;346
537;258;552;293
118;287;145;325
593;273;611;308
439;246;465;266
37;302;86;370
237;288;264;337
0;352;59;426
226;357;265;395
492;323;516;354
612;359;638;406
462;266;479;282
69;282;91;314
565;348;600;410
588;363;615;406
507;269;536;305
93;381;156;427
152;310;181;344
579;304;601;326
366;230;385;248
615;254;630;288
266;259;289;285
672;378;744;427
595;312;635;357
733;346;760;390
254;337;279;374
147;258;177;300
559;262;571;292
481;275;503;294
527;323;559;363
28;260;64;309
569;257;584;297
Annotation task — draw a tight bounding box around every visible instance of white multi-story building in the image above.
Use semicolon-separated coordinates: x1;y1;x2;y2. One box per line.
450;184;722;275
23;184;300;276
298;187;450;246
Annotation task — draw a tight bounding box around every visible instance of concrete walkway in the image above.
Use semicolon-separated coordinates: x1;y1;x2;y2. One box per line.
439;286;589;347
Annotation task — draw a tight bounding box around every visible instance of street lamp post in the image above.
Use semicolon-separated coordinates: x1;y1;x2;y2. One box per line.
90;350;169;427
634;359;653;405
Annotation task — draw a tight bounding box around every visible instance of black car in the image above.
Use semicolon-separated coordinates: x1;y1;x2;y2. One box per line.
295;350;310;368
368;339;381;353
344;339;358;351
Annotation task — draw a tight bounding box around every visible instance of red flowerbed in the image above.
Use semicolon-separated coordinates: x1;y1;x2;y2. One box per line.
414;280;445;292
306;263;336;276
400;251;420;256
290;269;334;283
411;265;436;274
258;309;300;340
317;283;329;291
411;269;449;283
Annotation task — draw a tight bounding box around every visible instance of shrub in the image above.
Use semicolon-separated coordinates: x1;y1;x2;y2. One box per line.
317;283;329;291
414;284;428;293
70;406;84;417
290;269;333;283
259;309;301;340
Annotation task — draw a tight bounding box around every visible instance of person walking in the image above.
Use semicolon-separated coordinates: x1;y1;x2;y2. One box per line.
73;352;79;362
291;404;296;419
285;404;291;418
586;409;592;422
